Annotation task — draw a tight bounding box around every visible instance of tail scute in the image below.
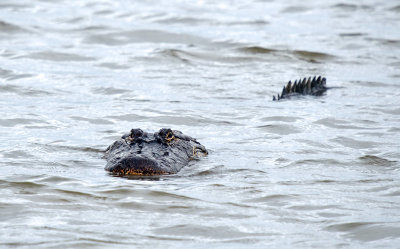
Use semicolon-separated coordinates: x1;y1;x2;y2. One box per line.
272;76;327;101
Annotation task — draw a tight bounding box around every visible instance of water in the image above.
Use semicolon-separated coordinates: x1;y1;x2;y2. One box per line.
1;0;400;248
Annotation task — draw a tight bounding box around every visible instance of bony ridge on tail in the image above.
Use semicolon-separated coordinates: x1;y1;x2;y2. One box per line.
273;76;327;101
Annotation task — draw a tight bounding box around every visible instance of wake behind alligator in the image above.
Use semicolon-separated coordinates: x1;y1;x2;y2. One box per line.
273;76;327;101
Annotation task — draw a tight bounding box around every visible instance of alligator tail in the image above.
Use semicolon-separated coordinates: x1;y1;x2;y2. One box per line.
273;76;327;101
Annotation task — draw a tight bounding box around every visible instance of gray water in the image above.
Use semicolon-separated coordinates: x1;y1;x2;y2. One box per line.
1;0;400;248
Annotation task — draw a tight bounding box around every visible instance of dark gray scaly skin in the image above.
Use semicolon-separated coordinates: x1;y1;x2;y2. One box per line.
104;128;208;176
273;76;327;101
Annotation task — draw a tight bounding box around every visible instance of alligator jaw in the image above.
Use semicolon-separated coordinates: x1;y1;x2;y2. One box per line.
105;156;170;176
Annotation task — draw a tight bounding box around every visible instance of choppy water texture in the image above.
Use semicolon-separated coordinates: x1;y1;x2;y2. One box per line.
1;0;400;248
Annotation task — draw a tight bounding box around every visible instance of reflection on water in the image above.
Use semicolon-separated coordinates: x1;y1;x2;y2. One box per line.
1;0;400;248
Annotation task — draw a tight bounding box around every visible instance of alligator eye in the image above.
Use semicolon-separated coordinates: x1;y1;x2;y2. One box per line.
165;131;176;143
128;129;144;143
163;152;169;156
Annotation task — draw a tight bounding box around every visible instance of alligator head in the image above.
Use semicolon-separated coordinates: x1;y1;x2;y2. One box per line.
104;128;208;176
273;76;327;101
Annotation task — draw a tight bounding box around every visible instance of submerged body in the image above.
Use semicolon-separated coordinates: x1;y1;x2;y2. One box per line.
105;128;208;176
273;76;327;101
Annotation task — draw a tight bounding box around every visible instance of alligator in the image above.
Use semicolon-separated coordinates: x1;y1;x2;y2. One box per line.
104;128;208;176
273;76;327;101
104;76;328;176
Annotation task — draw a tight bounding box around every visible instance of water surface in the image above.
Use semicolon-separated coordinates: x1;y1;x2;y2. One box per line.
1;0;400;248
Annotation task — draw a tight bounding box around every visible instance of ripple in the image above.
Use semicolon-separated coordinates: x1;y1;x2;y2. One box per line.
281;6;309;13
0;3;31;10
358;155;397;167
155;16;268;26
2;149;32;159
105;113;145;122
0;83;53;95
390;5;400;12
314;118;374;130
292;50;337;62
151;224;267;240
237;46;337;63
20;51;96;62
73;24;114;32
245;194;299;206
0;68;35;81
0;118;48;127
0;20;30;34
97;187;139;196
181;164;224;177
155;16;212;25
367;38;400;48
260;116;301;122
325;222;400;242
105;114;240;126
35;175;73;184
256;124;301;135
331;3;373;11
159;48;258;65
84;29;211;46
339;32;367;37
331;136;381;149
294;139;335;149
289;159;343;166
91;86;128;95
70;116;114;125
54;188;100;199
2;179;47;191
238;46;277;54
383;190;400;197
96;62;131;70
0;202;27;222
287;204;340;211
372;107;400;115
35;143;105;154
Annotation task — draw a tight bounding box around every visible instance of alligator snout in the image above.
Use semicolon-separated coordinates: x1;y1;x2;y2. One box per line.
105;156;167;176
